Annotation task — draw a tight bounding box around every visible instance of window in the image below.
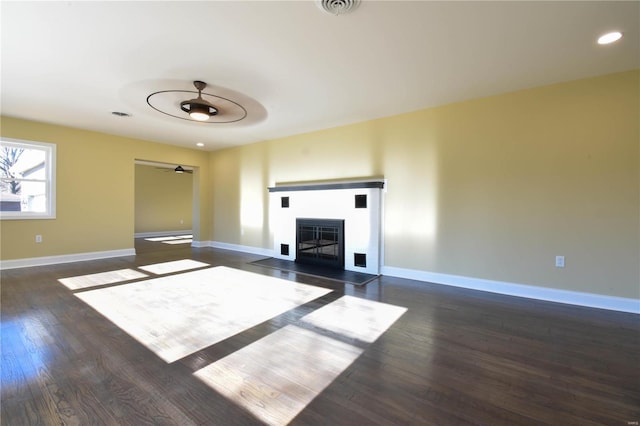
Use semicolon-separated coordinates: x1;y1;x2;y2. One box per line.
0;138;56;219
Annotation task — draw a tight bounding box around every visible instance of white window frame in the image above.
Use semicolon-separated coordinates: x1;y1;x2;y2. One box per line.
0;138;56;220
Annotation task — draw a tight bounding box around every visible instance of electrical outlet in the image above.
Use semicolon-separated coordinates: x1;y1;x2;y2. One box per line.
35;235;42;243
555;255;565;268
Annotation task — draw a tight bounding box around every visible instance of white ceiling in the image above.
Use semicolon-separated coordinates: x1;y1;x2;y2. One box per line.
1;1;638;151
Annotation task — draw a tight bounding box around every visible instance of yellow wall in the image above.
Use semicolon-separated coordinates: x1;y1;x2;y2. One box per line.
210;70;639;299
1;71;638;300
134;164;193;234
0;118;210;259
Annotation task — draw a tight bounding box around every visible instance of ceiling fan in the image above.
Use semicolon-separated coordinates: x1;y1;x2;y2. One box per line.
180;81;218;121
146;80;248;123
155;165;193;174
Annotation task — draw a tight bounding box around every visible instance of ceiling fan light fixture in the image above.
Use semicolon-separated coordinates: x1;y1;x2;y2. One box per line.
179;81;219;121
175;165;185;173
190;112;210;121
188;104;213;121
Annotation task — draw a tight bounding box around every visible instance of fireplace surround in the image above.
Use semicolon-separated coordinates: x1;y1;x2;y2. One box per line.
269;180;384;275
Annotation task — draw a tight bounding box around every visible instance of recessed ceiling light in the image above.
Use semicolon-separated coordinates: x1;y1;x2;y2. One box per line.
597;31;623;45
196;143;204;147
111;111;131;117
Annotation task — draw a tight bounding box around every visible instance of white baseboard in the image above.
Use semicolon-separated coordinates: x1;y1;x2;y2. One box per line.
194;243;639;314
204;241;274;257
191;240;211;248
134;230;192;238
7;242;632;314
381;266;639;314
0;248;136;270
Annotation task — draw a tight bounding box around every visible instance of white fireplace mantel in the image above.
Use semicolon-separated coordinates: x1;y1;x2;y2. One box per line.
268;179;384;275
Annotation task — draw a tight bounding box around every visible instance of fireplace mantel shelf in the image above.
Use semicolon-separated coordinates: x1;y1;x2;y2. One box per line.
268;180;384;193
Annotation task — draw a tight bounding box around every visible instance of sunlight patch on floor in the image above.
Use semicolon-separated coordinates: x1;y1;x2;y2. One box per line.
195;325;363;426
144;235;193;242
162;239;193;245
74;266;331;362
301;295;407;343
138;259;209;275
58;269;148;290
194;296;407;425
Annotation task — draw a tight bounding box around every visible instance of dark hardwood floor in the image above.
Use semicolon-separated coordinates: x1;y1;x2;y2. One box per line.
1;239;639;425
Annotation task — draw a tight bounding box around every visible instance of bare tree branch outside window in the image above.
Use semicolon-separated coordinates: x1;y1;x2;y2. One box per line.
0;147;24;194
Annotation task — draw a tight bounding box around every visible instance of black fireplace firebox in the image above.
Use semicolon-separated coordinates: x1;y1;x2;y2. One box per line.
296;218;345;269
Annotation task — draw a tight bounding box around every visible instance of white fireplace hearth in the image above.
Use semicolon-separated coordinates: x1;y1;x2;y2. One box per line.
268;180;384;275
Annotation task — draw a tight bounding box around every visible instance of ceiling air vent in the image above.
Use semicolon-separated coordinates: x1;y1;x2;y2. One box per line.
316;0;359;16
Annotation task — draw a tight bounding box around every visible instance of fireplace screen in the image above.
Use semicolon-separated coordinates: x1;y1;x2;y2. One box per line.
296;218;345;269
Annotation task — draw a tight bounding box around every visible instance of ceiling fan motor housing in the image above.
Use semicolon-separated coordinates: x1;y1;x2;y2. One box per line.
180;100;218;116
180;80;219;118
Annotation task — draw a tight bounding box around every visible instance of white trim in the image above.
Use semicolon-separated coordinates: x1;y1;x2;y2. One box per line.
0;138;57;220
0;248;136;270
381;266;640;314
192;242;639;314
191;240;212;248
205;241;274;257
134;230;193;238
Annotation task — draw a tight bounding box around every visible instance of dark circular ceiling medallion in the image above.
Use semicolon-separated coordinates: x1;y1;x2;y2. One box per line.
146;83;248;123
